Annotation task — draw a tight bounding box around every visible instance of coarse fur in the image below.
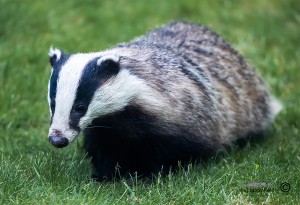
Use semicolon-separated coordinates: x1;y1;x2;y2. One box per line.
47;21;282;180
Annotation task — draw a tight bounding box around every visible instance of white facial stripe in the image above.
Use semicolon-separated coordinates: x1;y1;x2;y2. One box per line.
49;53;101;142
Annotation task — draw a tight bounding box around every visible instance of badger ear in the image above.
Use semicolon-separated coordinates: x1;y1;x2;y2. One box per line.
96;55;120;74
49;47;62;67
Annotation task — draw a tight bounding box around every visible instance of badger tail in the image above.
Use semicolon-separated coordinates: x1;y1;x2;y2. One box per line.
270;96;283;119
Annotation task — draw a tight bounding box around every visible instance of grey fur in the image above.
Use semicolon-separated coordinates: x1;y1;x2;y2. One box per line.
113;21;279;147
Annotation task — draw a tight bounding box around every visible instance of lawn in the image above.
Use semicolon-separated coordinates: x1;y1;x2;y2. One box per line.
0;0;299;204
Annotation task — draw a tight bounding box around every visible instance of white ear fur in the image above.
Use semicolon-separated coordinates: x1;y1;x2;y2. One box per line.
96;55;120;66
49;46;62;61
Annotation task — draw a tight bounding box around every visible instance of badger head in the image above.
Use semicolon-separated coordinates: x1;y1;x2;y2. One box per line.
47;47;144;148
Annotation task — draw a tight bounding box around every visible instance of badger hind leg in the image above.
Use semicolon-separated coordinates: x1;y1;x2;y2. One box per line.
234;96;282;149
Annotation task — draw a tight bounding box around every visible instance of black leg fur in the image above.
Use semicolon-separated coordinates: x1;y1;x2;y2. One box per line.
83;106;218;181
83;129;217;181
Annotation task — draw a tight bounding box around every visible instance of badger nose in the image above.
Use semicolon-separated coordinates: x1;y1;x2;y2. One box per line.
49;136;69;148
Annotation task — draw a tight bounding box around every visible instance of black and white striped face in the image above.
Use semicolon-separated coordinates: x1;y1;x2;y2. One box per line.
47;47;141;148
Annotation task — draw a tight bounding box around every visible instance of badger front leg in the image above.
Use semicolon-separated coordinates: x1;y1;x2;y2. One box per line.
83;131;118;181
90;150;118;181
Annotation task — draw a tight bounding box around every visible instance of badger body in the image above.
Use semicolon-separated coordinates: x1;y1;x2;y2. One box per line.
48;22;282;180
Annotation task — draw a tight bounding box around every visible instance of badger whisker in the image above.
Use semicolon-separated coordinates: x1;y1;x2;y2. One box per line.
86;125;113;129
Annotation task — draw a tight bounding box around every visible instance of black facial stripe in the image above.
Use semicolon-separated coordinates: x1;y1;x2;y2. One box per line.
69;113;82;132
69;57;120;130
49;53;70;119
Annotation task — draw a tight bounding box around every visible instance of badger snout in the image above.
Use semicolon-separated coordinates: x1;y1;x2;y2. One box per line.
49;135;69;148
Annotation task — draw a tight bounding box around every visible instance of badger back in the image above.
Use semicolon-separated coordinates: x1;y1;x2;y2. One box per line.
134;22;280;142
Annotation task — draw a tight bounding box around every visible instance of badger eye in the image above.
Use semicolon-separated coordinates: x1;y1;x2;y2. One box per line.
74;104;87;113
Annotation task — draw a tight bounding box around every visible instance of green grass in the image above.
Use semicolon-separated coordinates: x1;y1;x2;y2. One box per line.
0;0;299;204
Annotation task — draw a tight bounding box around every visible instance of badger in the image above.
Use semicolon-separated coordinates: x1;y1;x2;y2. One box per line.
47;21;282;180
